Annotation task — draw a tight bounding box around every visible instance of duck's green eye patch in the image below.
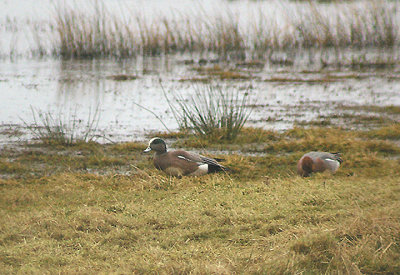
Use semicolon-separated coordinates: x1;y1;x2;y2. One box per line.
151;139;164;145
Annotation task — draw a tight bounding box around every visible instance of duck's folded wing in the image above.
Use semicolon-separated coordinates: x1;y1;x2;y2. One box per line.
173;150;203;164
173;150;222;166
329;152;343;163
321;152;343;163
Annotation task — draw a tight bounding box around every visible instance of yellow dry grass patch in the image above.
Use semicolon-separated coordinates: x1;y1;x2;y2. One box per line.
1;125;400;273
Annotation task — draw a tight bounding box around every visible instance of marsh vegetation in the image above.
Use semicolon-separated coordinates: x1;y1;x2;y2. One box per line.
1;0;400;273
22;107;101;146
2;0;400;62
49;1;400;59
165;84;252;141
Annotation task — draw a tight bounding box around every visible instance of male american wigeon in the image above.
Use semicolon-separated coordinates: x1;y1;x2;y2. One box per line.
144;137;228;177
297;151;343;177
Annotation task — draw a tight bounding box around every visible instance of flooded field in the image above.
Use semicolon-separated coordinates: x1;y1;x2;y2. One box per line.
1;53;400;144
1;0;400;144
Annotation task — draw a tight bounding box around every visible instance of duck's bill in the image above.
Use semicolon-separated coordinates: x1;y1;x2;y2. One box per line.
143;147;152;153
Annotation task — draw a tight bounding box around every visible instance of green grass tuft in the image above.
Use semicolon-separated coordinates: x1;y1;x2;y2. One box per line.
166;84;252;141
23;107;101;146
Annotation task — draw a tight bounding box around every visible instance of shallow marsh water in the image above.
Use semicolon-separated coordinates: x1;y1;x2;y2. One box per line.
1;0;400;145
1;55;400;145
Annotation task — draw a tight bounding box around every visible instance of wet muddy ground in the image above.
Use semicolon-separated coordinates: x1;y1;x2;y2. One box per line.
1;55;400;145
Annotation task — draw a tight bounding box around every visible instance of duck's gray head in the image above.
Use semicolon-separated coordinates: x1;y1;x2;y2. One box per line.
144;137;167;154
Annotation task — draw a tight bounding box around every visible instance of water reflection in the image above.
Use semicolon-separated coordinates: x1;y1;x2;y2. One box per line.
53;58;180;141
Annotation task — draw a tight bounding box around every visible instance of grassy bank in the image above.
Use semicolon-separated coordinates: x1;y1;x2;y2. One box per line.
1;126;400;273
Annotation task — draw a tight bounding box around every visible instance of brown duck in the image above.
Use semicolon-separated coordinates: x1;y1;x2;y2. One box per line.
297;151;343;177
144;137;228;177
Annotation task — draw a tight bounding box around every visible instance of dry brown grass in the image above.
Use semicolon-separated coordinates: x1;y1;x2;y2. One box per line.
1;126;399;273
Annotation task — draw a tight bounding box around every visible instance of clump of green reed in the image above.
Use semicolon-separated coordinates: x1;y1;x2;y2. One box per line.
166;84;252;141
23;107;101;146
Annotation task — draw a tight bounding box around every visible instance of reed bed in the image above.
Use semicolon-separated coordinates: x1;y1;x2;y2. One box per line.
48;0;400;59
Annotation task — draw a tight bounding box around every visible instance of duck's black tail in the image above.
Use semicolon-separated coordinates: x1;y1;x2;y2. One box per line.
208;164;230;174
330;152;343;164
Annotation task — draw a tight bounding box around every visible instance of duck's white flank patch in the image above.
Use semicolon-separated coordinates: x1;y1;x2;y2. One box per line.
189;164;208;176
325;158;340;172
